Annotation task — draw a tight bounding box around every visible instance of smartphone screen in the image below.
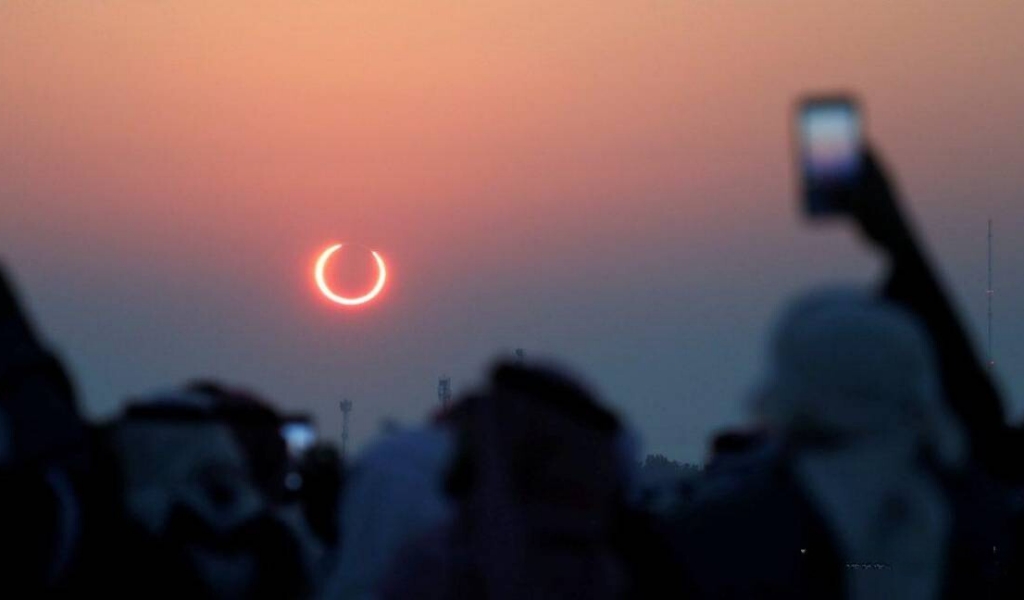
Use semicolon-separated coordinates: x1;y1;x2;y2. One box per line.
280;418;317;458
798;97;863;215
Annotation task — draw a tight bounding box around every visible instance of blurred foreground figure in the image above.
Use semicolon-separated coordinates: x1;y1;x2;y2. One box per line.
850;153;1011;475
0;267;330;597
670;291;1018;598
670;149;1023;599
379;363;653;600
103;384;325;598
0;267;91;590
319;424;456;599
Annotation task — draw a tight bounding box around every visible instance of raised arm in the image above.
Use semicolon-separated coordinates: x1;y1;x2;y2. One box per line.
849;152;1007;469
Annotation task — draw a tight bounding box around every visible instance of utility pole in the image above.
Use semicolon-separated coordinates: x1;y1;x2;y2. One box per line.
438;377;452;410
339;399;353;457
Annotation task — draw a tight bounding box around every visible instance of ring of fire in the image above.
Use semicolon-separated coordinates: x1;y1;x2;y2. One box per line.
314;244;387;306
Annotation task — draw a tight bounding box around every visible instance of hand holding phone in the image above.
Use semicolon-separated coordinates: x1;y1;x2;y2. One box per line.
797;96;864;216
793;95;916;256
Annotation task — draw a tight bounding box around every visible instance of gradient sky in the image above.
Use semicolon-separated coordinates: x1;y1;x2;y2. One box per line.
3;1;1024;461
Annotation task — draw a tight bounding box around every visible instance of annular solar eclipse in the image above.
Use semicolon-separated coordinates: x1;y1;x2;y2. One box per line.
314;243;387;306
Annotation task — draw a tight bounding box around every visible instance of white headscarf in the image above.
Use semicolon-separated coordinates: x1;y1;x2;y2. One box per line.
754;287;966;600
320;426;456;600
110;387;322;598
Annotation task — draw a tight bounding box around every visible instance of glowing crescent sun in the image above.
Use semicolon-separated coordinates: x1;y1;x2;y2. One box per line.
314;244;387;306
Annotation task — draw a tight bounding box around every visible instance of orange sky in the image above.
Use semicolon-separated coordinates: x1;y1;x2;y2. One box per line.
3;1;1024;459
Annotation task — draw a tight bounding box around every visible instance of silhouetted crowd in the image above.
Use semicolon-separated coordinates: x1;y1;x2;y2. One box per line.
4;150;1024;599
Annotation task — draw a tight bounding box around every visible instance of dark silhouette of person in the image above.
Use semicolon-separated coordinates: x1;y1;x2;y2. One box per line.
100;383;323;598
0;266;92;591
667;149;1021;599
378;362;672;600
849;153;1011;477
0;269;328;597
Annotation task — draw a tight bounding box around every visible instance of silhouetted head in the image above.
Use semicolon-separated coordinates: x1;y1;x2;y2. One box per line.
0;264;84;468
446;361;627;539
753;287;964;467
109;382;318;597
490;361;621;432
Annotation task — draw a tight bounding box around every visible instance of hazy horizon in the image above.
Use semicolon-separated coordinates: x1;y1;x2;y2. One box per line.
3;1;1024;462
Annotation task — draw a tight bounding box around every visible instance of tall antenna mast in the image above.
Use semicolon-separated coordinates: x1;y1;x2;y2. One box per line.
987;219;994;370
438;377;452;410
339;399;353;457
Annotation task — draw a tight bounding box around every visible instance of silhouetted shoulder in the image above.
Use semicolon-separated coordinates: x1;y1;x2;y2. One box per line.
669;456;843;599
378;526;476;600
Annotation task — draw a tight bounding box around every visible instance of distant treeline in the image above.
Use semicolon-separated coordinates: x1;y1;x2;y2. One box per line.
639;453;703;478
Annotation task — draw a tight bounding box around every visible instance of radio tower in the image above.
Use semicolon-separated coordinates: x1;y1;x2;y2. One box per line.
438;377;452;410
339;399;353;457
987;219;994;370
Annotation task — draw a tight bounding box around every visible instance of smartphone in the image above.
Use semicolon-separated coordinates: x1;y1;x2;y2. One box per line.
797;96;864;216
280;416;317;459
